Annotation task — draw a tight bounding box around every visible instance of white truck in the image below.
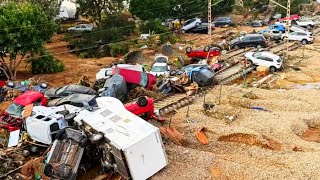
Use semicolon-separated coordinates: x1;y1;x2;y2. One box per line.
74;97;168;180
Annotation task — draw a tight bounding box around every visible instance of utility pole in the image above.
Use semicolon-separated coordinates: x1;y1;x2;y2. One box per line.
208;0;212;40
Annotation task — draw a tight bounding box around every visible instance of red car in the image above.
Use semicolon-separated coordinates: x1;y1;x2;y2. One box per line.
186;46;221;60
0;91;47;131
280;14;300;22
112;67;157;90
125;96;154;119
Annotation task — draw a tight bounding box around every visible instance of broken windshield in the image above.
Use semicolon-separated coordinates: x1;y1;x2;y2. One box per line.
151;66;167;72
6;103;23;117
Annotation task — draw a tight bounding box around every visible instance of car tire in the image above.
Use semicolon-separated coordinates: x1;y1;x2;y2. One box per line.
90;132;104;144
270;66;276;73
256;44;262;49
137;96;148;107
186;47;192;53
301;39;307;45
204;46;210;52
196;22;200;27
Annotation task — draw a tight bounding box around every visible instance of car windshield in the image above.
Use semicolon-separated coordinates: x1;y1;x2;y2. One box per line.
276;57;282;63
155;57;168;63
6;103;23;117
56;86;67;95
151;66;167;72
185;19;195;25
140;72;148;88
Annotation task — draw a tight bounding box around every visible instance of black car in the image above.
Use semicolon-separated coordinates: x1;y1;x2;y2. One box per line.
250;21;263;27
189;23;214;34
230;34;268;49
213;17;233;27
45;84;96;99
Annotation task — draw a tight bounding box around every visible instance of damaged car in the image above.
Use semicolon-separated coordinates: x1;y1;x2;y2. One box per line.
186;46;221;60
45;84;96;99
47;94;97;107
99;74;128;102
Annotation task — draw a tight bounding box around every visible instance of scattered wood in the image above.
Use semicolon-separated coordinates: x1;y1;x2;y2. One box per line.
251;74;274;88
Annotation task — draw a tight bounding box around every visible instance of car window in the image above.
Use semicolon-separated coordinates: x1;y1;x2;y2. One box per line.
151;66;167;72
140;72;148;88
105;70;112;76
262;57;273;62
298;32;306;36
253;52;262;57
185;19;195;25
81;25;86;28
76;25;81;28
242;37;250;41
50;123;59;132
291;32;298;35
6;103;23;117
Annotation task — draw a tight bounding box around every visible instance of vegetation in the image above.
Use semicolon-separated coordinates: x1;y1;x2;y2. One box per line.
30;49;64;74
0;2;57;80
140;20;169;34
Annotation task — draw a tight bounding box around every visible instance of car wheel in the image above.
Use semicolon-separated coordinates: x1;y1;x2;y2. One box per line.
204;46;210;52
186;47;192;53
65;113;76;122
301;39;307;45
137;96;148;107
196;22;200;27
270;66;276;73
90;132;104;144
256;44;262;49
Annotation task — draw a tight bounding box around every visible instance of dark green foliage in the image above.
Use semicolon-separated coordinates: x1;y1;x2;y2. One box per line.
159;33;178;44
212;0;235;15
140;20;169;34
31;50;64;74
276;0;304;15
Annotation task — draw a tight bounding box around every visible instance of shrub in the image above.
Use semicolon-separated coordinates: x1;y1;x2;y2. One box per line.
31;50;64;74
140;19;169;34
159;33;178;44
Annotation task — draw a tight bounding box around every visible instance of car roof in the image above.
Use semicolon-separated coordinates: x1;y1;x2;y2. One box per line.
13;91;43;106
258;52;279;59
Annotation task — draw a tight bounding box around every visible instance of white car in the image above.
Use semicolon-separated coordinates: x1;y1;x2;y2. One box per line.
150;63;170;77
245;51;283;73
181;18;202;33
295;19;316;28
282;31;313;45
96;64;145;80
67;24;94;32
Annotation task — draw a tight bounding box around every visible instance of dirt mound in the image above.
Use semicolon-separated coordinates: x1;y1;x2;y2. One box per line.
218;133;282;150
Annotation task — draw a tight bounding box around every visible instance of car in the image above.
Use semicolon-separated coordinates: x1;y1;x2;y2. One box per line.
261;29;283;42
293;19;316;28
259;24;285;33
189;66;215;87
95;67;113;80
245;51;283;73
99;74;128;102
95;64;145;81
0;91;47;131
213;17;233;27
230;34;268;49
175;64;213;76
25;105;83;144
186;46;221;60
150;63;170;77
290;25;311;33
45;84;96;99
112;67;157;90
124;96;155;119
280;14;300;22
67;24;94;32
250;21;263;27
189;23;215;34
282;31;313;45
181;18;202;33
47;94;97;107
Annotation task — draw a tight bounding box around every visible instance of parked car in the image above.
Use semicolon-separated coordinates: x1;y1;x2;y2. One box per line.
47;94;97;107
186;46;221;60
189;23;215;34
99;74;128;102
245;51;283;73
259;24;285;33
150;63;170;77
280;14;300;22
124;96;155;119
293;19;316;28
213;17;233;27
45;84;96;99
25;105;83;144
181;18;202;33
230;34;268;49
67;24;94;32
112;67;157;90
189;66;215;87
282;31;313;45
0;91;47;131
261;29;283;42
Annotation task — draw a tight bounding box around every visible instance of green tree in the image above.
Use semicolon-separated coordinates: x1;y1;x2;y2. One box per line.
129;0;173;20
0;3;57;80
276;0;304;15
76;0;124;24
29;0;62;20
212;0;235;15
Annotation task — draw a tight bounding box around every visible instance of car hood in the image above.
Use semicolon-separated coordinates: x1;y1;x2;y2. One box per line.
44;88;59;98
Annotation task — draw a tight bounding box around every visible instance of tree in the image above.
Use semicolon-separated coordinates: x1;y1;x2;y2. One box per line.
130;0;173;20
29;0;62;20
76;0;124;24
171;0;207;19
0;3;57;80
212;0;235;15
275;0;304;15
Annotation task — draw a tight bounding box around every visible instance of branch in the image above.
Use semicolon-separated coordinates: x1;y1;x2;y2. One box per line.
14;53;26;70
0;67;10;80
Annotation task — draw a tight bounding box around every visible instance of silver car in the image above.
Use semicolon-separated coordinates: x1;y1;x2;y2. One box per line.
67;24;94;32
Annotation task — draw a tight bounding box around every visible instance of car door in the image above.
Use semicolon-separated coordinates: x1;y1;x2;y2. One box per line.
289;32;299;41
261;56;274;67
249;37;258;47
241;36;250;47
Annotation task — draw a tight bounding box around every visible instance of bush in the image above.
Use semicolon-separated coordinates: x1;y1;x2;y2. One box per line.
31;50;64;74
108;43;130;57
140;19;169;34
159;33;178;44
